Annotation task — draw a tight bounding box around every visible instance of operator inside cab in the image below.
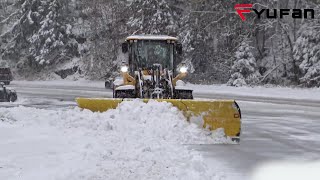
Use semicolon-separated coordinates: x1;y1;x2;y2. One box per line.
135;40;172;70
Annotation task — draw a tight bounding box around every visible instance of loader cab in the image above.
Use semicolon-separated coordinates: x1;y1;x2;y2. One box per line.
123;35;182;75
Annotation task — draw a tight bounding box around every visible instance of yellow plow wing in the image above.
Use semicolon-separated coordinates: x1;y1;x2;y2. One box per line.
76;98;241;140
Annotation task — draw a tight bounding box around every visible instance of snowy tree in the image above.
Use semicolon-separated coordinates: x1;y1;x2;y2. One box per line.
294;21;320;87
0;0;84;80
227;40;261;87
1;0;79;66
177;0;254;84
80;0;128;79
0;0;32;62
27;0;79;65
127;0;178;35
1;0;320;84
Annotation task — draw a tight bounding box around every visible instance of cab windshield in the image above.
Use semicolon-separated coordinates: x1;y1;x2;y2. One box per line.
133;40;173;69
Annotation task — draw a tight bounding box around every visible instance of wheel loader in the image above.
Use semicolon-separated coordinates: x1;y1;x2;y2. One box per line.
76;35;241;142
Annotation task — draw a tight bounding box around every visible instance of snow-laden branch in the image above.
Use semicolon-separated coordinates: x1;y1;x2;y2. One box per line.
0;10;20;25
0;11;27;38
204;15;225;30
252;3;269;9
259;64;281;83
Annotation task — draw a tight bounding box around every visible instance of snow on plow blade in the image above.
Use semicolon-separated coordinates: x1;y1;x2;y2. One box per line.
76;98;241;141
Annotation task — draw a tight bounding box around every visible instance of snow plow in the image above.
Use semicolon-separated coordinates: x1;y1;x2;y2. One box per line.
76;35;241;142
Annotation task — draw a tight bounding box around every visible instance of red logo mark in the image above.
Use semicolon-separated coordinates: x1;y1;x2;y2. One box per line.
235;4;253;21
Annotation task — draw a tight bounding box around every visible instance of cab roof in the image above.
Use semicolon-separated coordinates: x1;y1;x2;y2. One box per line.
126;35;178;41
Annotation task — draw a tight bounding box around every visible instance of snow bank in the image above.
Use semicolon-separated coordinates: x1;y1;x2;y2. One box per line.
0;100;229;180
251;161;320;180
12;80;104;89
188;84;320;101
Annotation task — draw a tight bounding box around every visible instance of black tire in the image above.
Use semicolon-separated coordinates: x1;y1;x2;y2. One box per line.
9;93;17;102
234;101;242;119
115;89;136;98
105;81;111;89
232;137;240;143
174;90;193;99
4;81;10;85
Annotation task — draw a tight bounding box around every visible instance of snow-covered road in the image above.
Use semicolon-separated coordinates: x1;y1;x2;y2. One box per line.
1;81;320;180
195;101;320;179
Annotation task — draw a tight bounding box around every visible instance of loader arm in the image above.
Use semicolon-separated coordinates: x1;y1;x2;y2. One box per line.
122;72;136;86
172;72;187;86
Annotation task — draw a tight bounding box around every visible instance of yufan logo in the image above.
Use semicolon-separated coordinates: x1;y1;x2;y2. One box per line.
235;4;315;21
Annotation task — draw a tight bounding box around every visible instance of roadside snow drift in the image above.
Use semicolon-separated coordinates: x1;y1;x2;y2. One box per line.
251;161;320;180
0;100;230;180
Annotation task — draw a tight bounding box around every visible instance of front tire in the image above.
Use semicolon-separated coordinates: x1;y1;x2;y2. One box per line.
174;90;193;99
105;81;112;89
114;89;136;98
9;93;17;102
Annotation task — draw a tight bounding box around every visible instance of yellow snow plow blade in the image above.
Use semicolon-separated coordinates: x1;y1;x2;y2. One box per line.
76;98;241;140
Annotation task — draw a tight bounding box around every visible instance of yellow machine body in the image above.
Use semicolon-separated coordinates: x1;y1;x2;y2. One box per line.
76;98;241;139
79;35;241;141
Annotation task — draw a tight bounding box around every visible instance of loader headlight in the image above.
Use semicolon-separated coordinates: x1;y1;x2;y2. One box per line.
179;66;188;73
120;65;128;73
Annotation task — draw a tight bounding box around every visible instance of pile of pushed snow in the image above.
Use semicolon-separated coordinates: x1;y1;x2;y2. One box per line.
0;100;230;180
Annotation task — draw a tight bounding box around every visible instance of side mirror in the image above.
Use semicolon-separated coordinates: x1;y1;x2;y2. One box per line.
122;43;128;53
176;43;182;55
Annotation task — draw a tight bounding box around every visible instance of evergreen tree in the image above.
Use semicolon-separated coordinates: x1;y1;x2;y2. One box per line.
1;0;79;67
127;0;178;35
1;0;319;84
294;21;320;87
28;0;74;65
227;40;261;87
